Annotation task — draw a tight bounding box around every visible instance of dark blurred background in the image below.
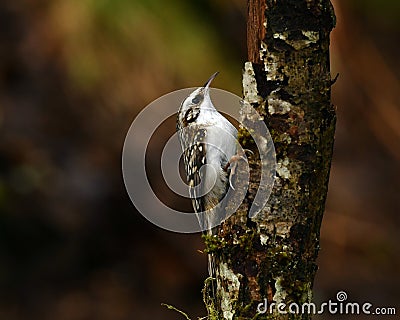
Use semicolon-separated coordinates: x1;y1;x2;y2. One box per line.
0;0;399;319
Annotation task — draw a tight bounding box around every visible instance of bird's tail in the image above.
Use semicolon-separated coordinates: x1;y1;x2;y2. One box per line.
207;252;217;303
208;252;216;279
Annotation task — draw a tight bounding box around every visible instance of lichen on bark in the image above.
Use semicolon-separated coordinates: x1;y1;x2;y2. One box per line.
204;1;336;319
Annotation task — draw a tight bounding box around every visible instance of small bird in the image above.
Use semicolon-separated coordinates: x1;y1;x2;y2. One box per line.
177;72;238;276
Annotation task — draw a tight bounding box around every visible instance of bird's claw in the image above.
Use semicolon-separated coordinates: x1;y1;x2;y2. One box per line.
226;149;251;190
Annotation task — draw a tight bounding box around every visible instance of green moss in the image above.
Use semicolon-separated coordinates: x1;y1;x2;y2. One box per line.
238;127;256;149
202;277;220;319
203;229;315;318
202;234;228;254
203;231;259;256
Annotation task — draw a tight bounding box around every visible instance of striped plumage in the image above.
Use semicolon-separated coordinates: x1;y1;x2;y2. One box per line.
176;72;238;234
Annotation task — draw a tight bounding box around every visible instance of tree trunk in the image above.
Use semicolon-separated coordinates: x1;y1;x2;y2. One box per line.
203;1;336;319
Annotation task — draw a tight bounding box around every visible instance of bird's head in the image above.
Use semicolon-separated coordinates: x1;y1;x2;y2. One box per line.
177;72;219;129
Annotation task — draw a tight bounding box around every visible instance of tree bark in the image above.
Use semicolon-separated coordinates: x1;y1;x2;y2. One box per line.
203;1;336;319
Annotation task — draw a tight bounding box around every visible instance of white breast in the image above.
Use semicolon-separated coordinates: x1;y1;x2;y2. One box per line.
198;108;238;206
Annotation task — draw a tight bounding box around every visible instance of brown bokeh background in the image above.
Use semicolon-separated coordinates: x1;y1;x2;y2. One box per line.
0;0;399;319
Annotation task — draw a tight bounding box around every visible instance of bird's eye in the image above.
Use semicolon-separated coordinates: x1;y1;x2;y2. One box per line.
191;95;201;104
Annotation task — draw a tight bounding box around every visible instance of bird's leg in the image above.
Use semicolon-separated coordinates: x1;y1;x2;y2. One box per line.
224;149;253;189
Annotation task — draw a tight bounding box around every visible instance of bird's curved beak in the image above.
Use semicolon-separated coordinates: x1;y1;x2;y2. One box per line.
203;71;219;89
